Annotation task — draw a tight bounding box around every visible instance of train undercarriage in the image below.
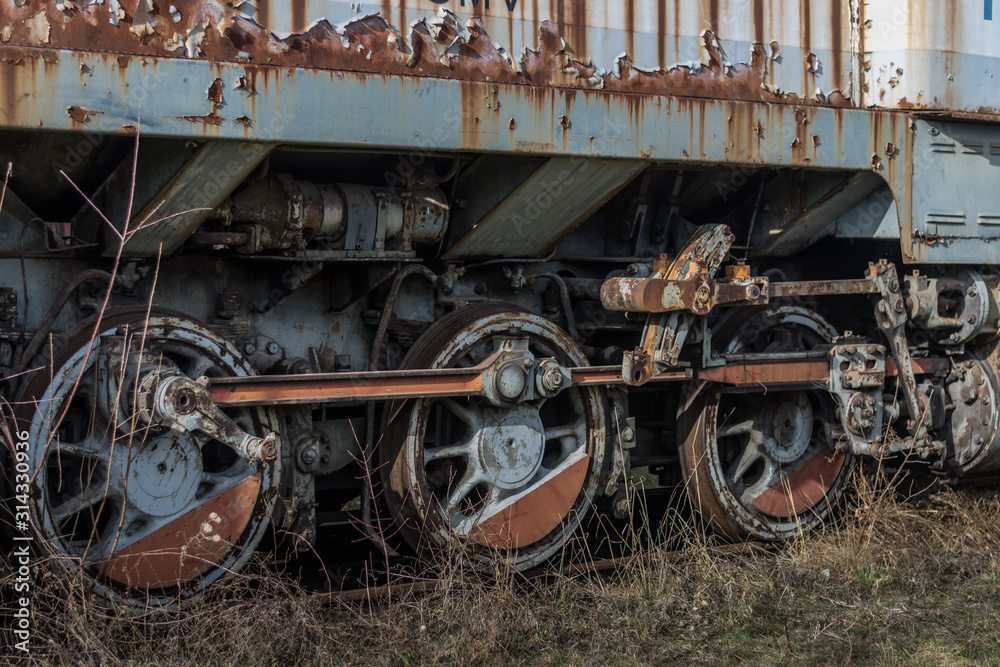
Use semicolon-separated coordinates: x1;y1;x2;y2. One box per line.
4;129;1000;610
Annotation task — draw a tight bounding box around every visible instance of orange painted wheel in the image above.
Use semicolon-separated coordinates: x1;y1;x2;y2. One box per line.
15;310;280;610
679;307;854;541
381;304;607;570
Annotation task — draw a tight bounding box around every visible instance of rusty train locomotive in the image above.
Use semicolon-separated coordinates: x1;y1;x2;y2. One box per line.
1;0;999;608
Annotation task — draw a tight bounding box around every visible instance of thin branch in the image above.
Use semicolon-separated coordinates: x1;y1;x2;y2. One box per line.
57;169;124;241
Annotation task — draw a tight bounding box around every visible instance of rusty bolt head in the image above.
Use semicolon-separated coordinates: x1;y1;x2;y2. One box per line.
893;299;905;313
836;346;846;354
746;285;761;299
846;346;857;354
243;341;256;355
968;286;978;297
950;333;961;342
266;341;280;355
621;426;635;442
172;387;197;415
967;315;977;324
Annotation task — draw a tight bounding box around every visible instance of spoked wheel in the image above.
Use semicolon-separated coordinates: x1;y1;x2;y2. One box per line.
14;309;280;610
680;307;854;541
382;304;607;570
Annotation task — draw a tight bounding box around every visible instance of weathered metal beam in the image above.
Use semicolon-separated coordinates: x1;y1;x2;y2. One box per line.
208;363;691;407
0;46;905;172
106;141;275;257
443;157;648;258
753;171;885;257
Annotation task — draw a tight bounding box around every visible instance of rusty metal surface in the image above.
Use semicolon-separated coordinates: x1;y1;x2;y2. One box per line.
679;306;854;541
863;2;1000;116
102;474;261;588
0;42;908;174
0;1;857;104
0;1;989;119
751;450;847;516
210;364;486;406
209;362;692;407
468;454;590;548
381;304;606;571
698;354;943;387
16;309;281;609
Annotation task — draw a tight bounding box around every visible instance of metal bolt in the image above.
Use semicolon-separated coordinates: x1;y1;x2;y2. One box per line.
621;426;635;442
523;358;535;369
968;286;978;297
967;315;977;324
893;299;905;313
846;346;857;354
541;367;563;392
300;446;318;466
266;341;280;355
243;342;256;355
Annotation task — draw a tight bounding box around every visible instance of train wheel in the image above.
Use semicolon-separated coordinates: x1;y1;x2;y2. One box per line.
382;304;607;570
15;310;280;610
679;307;854;541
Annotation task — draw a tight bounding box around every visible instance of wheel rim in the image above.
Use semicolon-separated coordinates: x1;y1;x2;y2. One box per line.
680;307;853;540
383;304;606;570
16;310;280;609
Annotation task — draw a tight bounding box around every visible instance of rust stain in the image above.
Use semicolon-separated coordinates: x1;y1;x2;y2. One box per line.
0;2;864;110
175;113;223;126
752;0;764;46
752;451;846;517
830;0;842;91
66;105;102;123
468;455;590;548
102;474;262;588
206;77;223;104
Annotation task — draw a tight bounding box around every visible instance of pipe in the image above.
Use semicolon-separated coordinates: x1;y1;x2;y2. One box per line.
530;271;581;342
363;263;438;557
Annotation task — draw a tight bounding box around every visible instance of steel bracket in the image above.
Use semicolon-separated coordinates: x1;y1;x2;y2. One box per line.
870;260;930;445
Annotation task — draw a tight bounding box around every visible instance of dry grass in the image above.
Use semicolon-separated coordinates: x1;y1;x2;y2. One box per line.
5;470;1000;666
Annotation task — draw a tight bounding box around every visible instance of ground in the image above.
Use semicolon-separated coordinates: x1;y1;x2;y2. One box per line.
5;468;1000;666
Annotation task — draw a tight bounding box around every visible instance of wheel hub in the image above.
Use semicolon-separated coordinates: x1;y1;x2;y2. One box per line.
114;432;204;517
761;394;813;464
475;405;545;490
